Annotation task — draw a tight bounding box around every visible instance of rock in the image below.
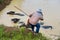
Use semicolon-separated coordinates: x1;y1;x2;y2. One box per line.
15;13;25;16
11;18;20;23
7;11;15;15
42;25;53;29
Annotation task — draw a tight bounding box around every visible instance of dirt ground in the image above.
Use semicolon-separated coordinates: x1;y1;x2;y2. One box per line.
0;0;12;11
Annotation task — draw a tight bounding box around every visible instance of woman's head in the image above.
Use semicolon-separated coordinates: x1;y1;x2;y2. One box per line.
36;9;43;16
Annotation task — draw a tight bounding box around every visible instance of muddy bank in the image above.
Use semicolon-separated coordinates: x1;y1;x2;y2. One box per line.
0;0;12;11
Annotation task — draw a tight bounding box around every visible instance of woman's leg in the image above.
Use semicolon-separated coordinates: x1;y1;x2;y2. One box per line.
30;24;34;32
35;23;40;33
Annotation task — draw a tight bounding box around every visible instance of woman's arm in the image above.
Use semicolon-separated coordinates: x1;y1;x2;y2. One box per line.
29;13;33;17
39;15;44;21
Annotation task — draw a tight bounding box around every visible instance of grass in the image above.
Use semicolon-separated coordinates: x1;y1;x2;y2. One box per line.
0;0;4;3
57;38;60;40
0;25;49;40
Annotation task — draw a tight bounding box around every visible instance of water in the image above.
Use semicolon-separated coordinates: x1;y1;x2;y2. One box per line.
0;0;60;39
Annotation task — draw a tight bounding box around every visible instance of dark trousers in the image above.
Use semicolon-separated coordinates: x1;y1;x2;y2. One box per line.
29;23;40;33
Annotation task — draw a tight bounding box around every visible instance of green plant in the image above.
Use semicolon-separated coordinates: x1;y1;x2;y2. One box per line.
0;25;5;38
57;38;60;40
0;0;4;3
0;25;49;40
